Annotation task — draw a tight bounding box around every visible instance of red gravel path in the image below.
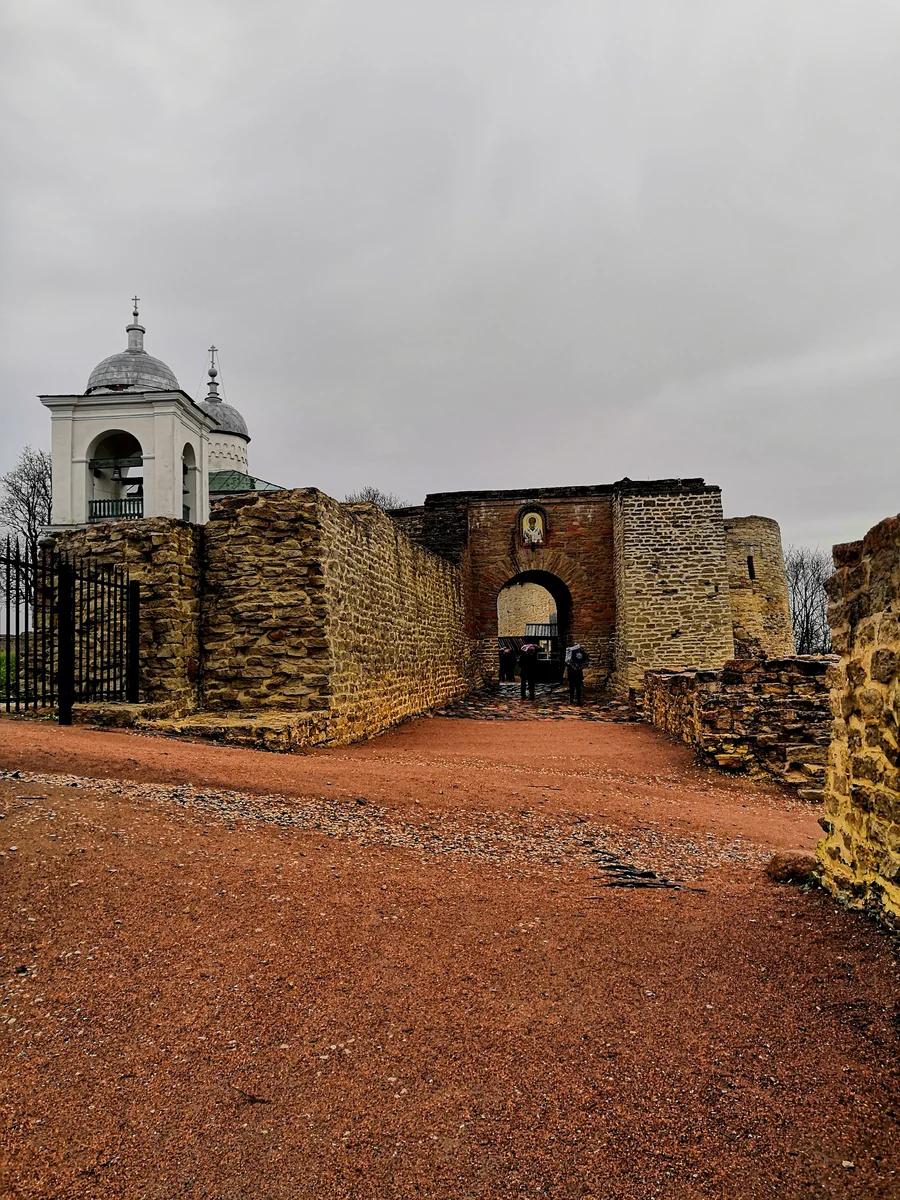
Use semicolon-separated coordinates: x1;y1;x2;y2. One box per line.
0;717;819;847
0;716;896;1199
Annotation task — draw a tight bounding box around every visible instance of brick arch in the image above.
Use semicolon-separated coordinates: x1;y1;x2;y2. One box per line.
496;569;573;644
458;494;616;685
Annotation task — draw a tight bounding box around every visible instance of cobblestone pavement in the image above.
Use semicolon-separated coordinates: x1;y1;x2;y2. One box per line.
434;683;635;721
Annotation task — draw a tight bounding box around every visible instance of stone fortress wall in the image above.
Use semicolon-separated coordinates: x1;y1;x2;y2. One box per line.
818;514;899;929
200;489;475;738
612;483;735;691
200;490;332;713
399;479;789;693
317;495;475;741
54;489;476;746
51;476;795;743
49;518;202;712
724;517;794;658
643;657;835;801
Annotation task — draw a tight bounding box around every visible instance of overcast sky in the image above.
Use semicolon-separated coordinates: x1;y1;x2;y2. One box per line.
2;0;897;550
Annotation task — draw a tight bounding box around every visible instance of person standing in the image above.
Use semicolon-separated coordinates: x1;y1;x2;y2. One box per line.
519;642;538;700
499;644;516;682
565;643;590;705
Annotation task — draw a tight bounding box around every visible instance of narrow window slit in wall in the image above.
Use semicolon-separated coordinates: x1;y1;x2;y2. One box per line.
747;555;756;580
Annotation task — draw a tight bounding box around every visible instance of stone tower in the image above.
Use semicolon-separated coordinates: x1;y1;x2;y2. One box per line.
724;516;794;657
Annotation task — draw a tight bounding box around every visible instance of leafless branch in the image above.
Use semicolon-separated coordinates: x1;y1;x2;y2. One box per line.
344;484;407;510
0;446;52;555
784;545;833;655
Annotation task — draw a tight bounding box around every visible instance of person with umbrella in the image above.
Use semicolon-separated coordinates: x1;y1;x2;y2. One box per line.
565;642;590;705
519;641;539;701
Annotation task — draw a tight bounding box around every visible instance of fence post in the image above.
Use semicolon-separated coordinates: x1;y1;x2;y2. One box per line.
126;581;140;703
57;560;75;726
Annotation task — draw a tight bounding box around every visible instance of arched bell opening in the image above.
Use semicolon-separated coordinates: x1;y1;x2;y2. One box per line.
181;442;198;523
87;430;144;522
496;570;573;684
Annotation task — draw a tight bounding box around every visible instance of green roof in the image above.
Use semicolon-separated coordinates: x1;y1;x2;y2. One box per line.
209;469;284;495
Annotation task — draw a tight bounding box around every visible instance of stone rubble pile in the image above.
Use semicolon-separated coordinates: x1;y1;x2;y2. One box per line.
643;657;835;802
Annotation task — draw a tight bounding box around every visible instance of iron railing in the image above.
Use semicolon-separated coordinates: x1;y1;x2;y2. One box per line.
2;537;140;724
89;498;144;522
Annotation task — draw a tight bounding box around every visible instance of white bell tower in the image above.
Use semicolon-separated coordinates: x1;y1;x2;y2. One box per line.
40;299;216;529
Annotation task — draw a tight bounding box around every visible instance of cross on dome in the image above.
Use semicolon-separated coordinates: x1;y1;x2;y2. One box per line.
206;345;221;401
84;295;179;393
197;343;250;443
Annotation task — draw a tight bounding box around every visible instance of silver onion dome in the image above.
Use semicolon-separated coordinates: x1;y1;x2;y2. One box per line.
86;299;180;394
195;346;250;441
197;400;249;439
86;351;179;393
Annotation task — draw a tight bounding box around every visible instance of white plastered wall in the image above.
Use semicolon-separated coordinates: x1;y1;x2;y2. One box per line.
208;432;249;473
41;391;214;526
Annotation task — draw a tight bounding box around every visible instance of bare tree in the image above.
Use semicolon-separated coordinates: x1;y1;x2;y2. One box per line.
784;545;833;655
0;447;52;555
344;484;406;510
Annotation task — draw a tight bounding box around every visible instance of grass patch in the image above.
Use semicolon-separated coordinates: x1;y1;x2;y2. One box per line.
1;650;15;702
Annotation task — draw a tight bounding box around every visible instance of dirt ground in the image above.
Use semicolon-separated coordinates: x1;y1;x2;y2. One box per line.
0;714;896;1200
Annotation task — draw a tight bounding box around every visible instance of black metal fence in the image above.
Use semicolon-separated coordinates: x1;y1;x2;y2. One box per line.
1;537;140;725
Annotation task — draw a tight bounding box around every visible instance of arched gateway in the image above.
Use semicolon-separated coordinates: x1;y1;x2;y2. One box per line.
497;570;573;683
390;479;789;693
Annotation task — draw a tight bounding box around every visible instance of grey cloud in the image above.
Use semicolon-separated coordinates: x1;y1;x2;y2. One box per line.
1;0;898;550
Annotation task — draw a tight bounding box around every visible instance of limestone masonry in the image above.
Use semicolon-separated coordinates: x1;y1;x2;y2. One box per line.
724;517;795;658
497;582;556;638
612;485;735;690
643;658;835;801
54;519;201;713
395;479;792;694
818;514;900;929
317;494;474;742
51;477;793;745
198;488;475;741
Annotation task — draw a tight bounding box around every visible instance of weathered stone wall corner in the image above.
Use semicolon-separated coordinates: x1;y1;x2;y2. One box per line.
819;512;899;931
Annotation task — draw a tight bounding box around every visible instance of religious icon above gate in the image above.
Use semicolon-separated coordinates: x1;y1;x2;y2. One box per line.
521;510;545;547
